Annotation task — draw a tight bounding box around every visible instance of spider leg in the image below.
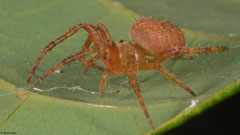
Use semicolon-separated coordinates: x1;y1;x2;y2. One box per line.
97;23;122;68
156;64;196;96
182;46;229;56
82;23;114;72
96;23;113;41
127;53;155;130
27;23;103;85
83;55;103;73
99;72;112;96
140;63;196;96
80;35;92;51
32;47;98;88
80;58;106;72
79;35;106;72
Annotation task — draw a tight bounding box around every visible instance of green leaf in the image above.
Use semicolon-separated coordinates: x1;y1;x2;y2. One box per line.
115;0;240;36
0;0;240;135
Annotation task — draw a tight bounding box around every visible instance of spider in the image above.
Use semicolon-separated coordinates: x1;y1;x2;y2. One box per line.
26;17;229;130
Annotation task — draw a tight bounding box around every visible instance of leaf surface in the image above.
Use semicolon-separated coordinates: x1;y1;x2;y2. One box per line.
0;0;240;134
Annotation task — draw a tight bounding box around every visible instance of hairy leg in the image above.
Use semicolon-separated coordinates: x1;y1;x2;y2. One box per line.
78;35;106;72
127;53;155;130
80;58;106;72
80;35;92;51
140;63;196;96
99;72;112;96
27;23;102;85
32;47;98;87
96;23;112;41
182;46;229;55
83;55;104;73
82;23;115;72
155;64;196;96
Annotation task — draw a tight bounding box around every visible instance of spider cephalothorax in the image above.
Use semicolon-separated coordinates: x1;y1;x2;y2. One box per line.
27;17;228;129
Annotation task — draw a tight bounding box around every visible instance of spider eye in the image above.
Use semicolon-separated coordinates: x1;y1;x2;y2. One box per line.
103;51;111;61
119;39;124;43
103;52;107;59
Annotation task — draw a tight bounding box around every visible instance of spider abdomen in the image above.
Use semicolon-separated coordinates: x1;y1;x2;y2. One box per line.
130;17;186;57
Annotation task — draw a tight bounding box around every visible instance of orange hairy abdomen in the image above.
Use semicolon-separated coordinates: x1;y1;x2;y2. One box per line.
130;17;186;56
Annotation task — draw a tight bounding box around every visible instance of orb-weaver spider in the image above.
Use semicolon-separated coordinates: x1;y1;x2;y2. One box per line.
27;17;228;129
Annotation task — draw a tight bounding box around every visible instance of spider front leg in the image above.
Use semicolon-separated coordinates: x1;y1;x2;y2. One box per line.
83;55;103;73
78;35;106;72
27;23;103;85
82;23;114;72
32;47;99;87
127;53;155;130
96;23;113;41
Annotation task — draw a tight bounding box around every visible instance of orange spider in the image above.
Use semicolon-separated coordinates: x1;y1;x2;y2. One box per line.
27;17;228;129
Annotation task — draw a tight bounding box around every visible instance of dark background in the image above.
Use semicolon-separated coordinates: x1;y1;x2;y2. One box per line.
164;92;240;135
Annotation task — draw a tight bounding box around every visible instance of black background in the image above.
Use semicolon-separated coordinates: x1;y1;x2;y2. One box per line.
164;92;240;135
